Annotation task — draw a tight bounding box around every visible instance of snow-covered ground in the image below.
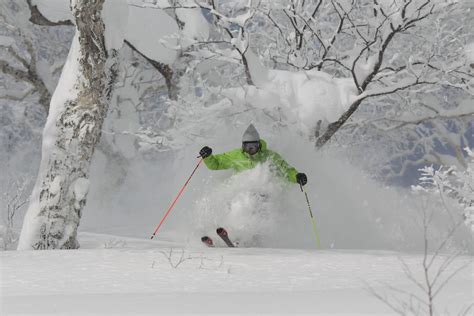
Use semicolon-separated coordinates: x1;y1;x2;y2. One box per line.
1;232;472;315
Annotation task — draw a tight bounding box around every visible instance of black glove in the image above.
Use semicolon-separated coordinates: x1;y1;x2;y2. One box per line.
296;173;307;186
199;146;212;158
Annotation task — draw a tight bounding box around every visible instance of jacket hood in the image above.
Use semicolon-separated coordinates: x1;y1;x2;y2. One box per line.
242;124;260;142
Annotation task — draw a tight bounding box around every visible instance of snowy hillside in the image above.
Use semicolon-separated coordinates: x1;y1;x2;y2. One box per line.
1;0;473;315
1;232;471;315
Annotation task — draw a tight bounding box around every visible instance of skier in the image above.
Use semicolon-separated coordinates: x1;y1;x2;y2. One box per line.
197;124;307;247
199;124;307;186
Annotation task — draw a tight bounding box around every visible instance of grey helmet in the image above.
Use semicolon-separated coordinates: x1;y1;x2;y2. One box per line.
242;124;260;143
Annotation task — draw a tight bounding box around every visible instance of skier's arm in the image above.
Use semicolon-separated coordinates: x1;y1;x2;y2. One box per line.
203;152;234;170
269;151;298;183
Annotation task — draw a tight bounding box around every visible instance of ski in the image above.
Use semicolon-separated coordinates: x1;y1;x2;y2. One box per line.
216;227;235;247
201;236;214;247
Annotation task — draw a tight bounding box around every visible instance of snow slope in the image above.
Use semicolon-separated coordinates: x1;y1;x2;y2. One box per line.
1;232;472;315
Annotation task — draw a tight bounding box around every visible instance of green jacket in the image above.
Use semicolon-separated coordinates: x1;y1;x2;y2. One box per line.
203;139;298;183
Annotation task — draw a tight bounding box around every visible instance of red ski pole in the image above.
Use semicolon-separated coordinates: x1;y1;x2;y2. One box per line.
150;158;204;239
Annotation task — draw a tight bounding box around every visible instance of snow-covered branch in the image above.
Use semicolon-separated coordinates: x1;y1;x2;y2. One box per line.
124;39;178;100
313;1;469;148
369;154;472;314
0;6;54;112
364;111;474;133
200;0;259;85
25;0;73;26
0;176;31;250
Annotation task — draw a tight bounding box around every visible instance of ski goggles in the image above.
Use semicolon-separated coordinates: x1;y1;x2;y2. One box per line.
242;141;260;155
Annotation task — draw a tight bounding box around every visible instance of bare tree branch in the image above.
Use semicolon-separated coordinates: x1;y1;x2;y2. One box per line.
124;40;178;100
26;0;73;26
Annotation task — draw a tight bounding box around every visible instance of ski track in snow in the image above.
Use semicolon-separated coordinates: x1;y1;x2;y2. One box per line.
1;233;472;315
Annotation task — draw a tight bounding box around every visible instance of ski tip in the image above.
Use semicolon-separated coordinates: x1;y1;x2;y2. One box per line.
216;227;235;247
216;227;227;236
201;236;214;247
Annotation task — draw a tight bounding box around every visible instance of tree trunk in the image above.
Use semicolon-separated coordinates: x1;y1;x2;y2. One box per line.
18;0;119;250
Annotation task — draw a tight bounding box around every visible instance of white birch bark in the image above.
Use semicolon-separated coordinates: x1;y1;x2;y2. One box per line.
18;0;123;250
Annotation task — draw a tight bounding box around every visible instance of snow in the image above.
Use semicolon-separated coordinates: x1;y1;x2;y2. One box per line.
441;98;474;116
3;1;472;313
224;51;358;134
124;5;179;65
1;232;472;315
102;0;128;51
224;1;253;27
175;7;210;48
38;32;81;159
466;206;474;232
245;50;270;87
354;54;378;83
465;42;474;64
32;0;73;24
0;36;15;47
108;129;468;253
35;60;55;93
127;0;173;9
32;0;183;64
50;175;62;194
73;177;89;203
193;163;286;247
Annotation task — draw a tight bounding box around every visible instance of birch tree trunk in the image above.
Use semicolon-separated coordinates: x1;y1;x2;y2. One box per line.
18;0;122;250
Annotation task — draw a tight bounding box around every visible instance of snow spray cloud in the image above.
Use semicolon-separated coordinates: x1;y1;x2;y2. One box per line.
191;162;288;247
82;124;469;251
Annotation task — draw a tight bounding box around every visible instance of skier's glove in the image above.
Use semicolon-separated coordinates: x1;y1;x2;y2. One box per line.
296;173;307;186
199;146;212;158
